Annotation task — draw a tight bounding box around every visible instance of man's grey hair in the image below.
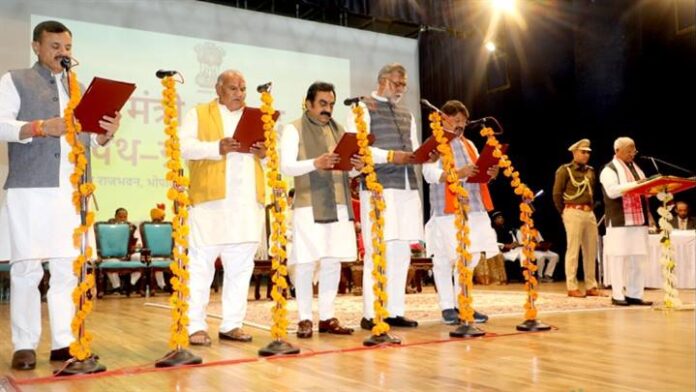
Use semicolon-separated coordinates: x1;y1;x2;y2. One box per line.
614;136;635;151
216;69;245;87
377;63;406;82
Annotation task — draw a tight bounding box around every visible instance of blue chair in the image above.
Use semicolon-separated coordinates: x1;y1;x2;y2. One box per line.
140;222;174;296
94;222;147;298
0;261;10;303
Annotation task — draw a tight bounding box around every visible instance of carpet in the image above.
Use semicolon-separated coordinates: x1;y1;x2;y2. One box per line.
146;290;629;332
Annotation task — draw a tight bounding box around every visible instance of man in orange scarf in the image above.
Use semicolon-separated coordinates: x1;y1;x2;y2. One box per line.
423;100;499;325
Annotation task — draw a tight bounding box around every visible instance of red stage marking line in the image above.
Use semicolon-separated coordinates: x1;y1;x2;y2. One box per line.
12;326;557;386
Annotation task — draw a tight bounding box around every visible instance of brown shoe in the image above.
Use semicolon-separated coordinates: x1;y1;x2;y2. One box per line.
567;289;586;298
585;288;607;297
318;318;354;335
189;330;212;346
219;328;253;343
297;319;313;339
12;349;36;370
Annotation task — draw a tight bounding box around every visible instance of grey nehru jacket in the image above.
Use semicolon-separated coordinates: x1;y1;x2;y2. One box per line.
4;62;90;190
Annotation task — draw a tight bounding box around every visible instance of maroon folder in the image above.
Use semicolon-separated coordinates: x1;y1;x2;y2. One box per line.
74;77;136;134
412;131;457;164
232;107;281;153
466;143;509;183
332;133;375;171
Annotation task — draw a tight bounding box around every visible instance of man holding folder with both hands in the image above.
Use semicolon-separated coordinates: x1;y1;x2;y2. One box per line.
0;20;121;370
423;100;498;325
280;81;361;338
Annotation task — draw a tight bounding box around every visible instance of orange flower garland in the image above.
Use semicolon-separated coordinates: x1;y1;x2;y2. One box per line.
429;112;475;323
161;76;192;349
353;104;390;336
656;191;681;309
64;69;96;361
261;91;290;340
480;127;539;320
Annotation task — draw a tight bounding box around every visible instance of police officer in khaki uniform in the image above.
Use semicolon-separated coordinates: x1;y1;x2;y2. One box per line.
552;139;604;298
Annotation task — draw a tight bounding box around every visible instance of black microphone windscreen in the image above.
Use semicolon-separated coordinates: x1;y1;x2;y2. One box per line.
60;57;71;70
343;96;362;106
257;82;272;93
156;69;177;79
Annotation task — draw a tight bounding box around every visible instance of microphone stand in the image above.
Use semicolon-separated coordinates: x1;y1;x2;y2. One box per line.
642;156;695;177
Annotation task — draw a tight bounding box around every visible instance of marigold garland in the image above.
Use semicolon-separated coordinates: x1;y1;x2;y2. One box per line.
353;104;390;335
64;69;96;361
161;76;192;349
261;91;290;340
429;112;475;323
480;127;539;321
656;191;682;309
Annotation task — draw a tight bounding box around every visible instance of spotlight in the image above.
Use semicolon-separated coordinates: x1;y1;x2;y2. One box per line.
491;0;516;13
485;41;497;52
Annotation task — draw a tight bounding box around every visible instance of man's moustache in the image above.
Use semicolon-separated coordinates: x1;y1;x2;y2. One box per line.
321;111;332;117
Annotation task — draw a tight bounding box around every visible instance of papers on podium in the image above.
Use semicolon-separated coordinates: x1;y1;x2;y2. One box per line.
623;175;696;197
232;107;280;153
411;131;457;164
466;143;509;183
331;133;375;171
74;77;136;134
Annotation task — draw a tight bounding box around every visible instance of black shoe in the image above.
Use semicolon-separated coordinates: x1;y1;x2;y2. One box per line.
384;316;418;328
50;347;72;361
611;298;629;306
625;296;653;306
441;308;460;325
360;317;375;330
11;349;36;370
473;310;489;324
540;276;554;283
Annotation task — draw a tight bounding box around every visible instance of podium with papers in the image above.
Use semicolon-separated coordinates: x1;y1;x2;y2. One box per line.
623;175;696;197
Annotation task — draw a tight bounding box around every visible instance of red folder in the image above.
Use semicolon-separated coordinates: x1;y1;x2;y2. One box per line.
412;131;457;164
466;143;509;183
332;133;375;171
624;175;696;197
232;107;281;153
74;77;136;134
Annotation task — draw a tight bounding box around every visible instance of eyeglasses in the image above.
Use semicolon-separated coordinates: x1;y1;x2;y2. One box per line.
387;79;408;89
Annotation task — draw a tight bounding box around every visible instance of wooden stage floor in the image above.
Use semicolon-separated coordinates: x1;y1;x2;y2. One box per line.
0;283;694;391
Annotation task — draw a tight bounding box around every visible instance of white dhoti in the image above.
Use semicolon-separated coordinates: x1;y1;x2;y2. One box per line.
360;188;423;318
290;205;357;321
426;211;499;311
604;226;648;300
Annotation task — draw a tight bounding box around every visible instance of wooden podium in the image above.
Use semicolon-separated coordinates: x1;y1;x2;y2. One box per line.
623;175;696;197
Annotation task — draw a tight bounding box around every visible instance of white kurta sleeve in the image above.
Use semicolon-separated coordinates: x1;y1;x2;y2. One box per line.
600;166;634;199
0;72;30;143
422;159;444;184
280;123;315;177
180;108;223;161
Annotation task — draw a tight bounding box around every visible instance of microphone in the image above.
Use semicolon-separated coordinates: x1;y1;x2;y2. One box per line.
155;69;178;79
639;155;660;174
464;117;504;134
257;81;272;93
344;96;363;106
60;56;72;70
533;189;544;200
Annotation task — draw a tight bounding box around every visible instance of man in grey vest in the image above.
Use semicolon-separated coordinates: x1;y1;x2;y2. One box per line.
280;81;359;338
0;20;120;370
346;63;423;329
599;137;653;306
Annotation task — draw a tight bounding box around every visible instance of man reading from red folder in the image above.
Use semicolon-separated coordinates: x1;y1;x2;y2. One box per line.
181;70;265;346
280;81;361;338
0;20;121;370
423;100;498;325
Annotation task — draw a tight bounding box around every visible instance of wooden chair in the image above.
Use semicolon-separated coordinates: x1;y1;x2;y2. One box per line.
94;222;147;298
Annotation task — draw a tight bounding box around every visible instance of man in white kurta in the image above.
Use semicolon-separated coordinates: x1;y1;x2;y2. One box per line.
181;70;264;345
346;63;423;329
599;137;653;306
280;82;357;338
0;21;120;370
422;100;499;325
